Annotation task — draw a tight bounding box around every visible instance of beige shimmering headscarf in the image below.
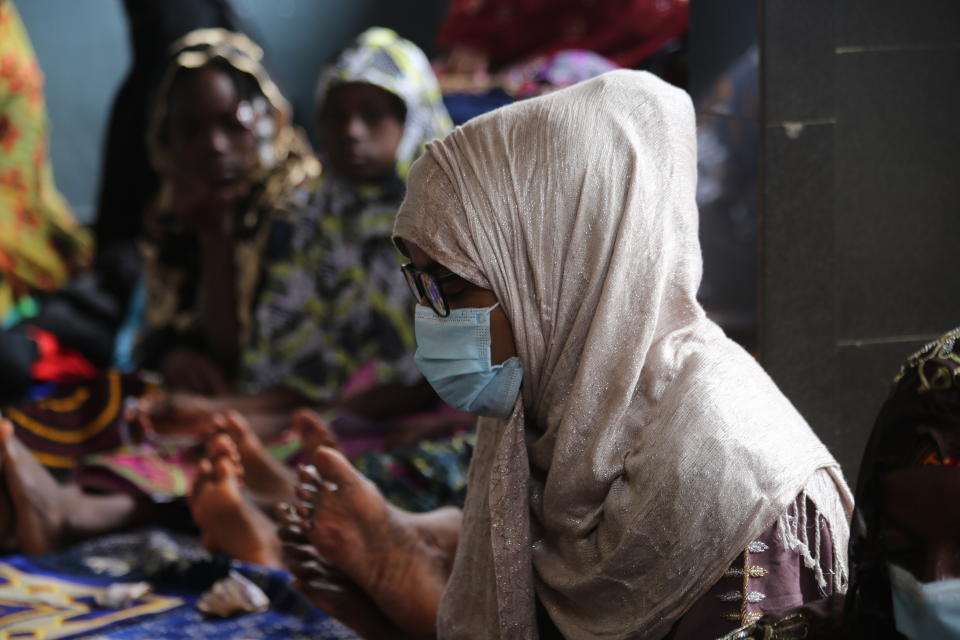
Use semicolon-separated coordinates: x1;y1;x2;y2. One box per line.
395;70;851;639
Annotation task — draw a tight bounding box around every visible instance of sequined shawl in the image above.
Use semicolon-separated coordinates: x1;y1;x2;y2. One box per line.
394;70;850;639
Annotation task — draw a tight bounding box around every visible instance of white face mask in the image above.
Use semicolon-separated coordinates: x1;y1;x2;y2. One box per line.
889;563;960;639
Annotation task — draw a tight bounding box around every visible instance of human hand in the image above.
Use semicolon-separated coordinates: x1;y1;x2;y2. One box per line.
169;176;245;236
131;389;218;436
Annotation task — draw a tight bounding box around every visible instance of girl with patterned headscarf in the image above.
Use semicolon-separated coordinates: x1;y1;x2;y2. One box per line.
242;27;453;408
139;28;318;396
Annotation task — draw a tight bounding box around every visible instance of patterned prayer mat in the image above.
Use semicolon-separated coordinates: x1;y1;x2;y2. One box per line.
1;529;357;639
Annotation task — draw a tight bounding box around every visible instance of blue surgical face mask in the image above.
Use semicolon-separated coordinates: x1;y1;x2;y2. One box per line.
889;563;960;639
413;303;523;419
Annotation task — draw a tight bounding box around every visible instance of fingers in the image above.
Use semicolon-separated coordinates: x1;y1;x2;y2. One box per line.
213;454;235;482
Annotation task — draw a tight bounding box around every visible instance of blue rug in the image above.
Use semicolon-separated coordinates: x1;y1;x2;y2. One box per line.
0;529;358;639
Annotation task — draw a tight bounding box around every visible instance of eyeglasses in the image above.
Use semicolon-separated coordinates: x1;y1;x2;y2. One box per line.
401;263;459;317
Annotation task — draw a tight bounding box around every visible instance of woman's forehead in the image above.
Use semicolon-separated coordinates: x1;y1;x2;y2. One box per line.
403;240;440;269
169;65;237;115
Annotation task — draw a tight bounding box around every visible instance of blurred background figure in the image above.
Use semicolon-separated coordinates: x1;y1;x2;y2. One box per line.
435;0;688;123
726;326;960;639
0;1;91;319
94;0;252;310
0;1;259;402
138;27;318;397
695;45;759;352
436;0;687;77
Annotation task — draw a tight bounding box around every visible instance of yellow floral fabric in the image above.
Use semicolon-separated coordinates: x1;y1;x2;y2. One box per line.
0;2;91;316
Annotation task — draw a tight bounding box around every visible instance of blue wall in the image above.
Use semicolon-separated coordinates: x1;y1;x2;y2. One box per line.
18;0;449;222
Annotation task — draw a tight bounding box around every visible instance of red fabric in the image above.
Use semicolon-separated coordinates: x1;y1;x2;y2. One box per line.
437;0;688;69
27;326;98;382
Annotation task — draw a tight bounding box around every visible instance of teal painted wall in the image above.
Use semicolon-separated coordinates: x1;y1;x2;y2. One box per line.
18;0;449;222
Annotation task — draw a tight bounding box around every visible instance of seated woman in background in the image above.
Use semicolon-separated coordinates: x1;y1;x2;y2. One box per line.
0;27;464;555
435;0;688;78
137;28;318;400
0;30;312;553
255;70;854;639
728;325;960;640
139;27;456;438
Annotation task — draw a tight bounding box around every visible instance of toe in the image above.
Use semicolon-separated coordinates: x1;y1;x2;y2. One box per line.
213;453;240;483
206;433;240;465
292;409;323;431
310;446;356;489
223;411;254;441
298;464;323;486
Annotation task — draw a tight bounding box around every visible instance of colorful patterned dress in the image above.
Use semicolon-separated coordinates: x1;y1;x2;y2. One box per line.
242;27;453;403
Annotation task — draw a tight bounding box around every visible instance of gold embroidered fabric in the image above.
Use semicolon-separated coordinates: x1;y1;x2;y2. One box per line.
719;541;770;626
394;70;850;639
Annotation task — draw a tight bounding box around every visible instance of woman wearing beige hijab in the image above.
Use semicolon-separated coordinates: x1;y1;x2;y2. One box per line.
288;70;853;639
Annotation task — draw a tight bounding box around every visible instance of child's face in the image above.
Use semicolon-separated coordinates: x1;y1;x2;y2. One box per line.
167;65;257;205
318;82;405;182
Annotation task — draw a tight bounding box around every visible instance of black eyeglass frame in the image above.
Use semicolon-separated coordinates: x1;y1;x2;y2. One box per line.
400;263;460;318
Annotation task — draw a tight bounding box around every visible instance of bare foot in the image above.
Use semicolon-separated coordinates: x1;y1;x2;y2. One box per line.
276;503;414;639
0;419;66;554
213;411;295;501
302;447;457;635
190;434;284;569
293;409;341;455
